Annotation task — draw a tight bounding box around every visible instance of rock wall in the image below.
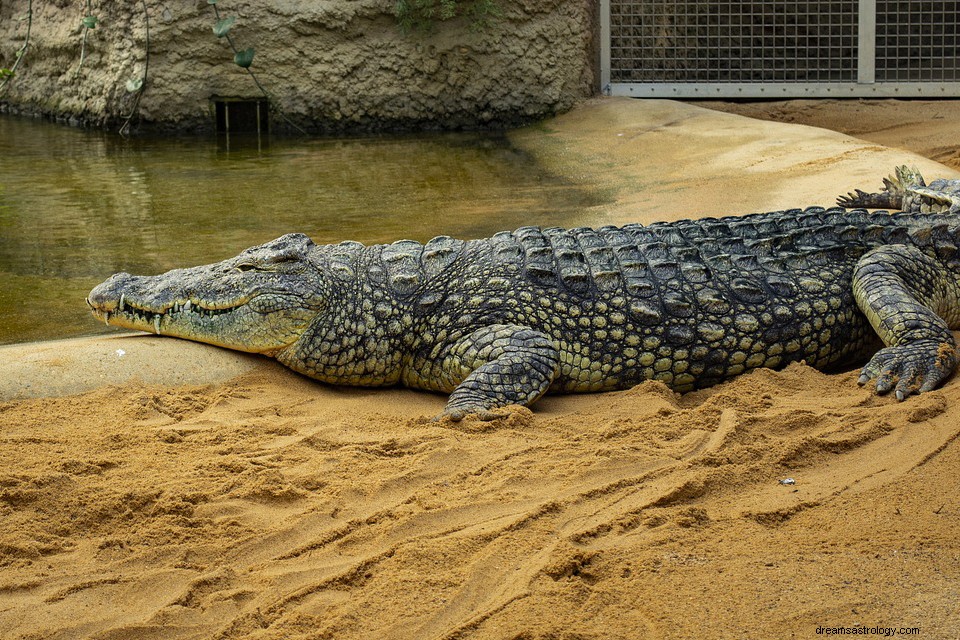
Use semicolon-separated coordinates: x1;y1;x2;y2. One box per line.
0;0;597;132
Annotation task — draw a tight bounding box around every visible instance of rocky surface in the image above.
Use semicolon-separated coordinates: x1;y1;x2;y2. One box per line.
0;0;596;132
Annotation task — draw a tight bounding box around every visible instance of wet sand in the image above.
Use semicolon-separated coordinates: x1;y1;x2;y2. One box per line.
1;97;958;639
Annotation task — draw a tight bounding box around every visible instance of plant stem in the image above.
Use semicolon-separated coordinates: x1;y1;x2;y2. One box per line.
0;0;34;95
75;0;94;76
77;29;89;74
119;0;149;136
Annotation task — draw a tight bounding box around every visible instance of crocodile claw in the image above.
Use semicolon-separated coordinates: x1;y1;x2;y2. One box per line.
837;189;872;209
858;340;958;400
432;407;508;423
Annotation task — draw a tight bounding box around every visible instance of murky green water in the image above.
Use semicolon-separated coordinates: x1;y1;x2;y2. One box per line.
0;116;605;345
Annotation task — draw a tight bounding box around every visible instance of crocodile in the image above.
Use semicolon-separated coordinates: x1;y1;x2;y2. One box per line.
87;167;960;420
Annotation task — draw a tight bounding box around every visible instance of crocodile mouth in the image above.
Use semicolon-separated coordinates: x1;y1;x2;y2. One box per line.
87;293;250;336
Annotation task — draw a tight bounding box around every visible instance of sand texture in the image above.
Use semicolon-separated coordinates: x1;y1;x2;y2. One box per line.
2;98;959;639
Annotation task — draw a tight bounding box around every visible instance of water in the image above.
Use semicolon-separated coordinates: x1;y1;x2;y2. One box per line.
0;116;605;345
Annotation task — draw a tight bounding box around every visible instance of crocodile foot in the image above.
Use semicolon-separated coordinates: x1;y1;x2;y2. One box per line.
837;165;925;210
433;405;509;423
837;188;891;210
858;339;958;400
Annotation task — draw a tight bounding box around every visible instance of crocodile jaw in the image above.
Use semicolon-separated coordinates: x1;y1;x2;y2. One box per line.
87;234;327;355
88;275;318;355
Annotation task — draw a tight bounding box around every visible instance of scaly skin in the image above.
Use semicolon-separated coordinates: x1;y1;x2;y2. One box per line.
88;168;960;419
838;165;960;214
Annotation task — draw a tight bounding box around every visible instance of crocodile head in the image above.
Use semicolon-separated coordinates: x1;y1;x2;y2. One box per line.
87;233;328;355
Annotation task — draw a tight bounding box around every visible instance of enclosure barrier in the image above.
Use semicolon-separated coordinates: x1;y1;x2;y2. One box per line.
601;0;960;98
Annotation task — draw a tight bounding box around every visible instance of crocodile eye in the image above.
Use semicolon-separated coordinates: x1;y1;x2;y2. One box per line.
236;263;259;272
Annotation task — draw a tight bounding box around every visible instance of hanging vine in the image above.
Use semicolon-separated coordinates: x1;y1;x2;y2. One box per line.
0;0;34;95
74;0;98;76
119;0;149;136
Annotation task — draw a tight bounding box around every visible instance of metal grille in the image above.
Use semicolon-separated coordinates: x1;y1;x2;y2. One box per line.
602;0;960;97
876;1;960;81
609;1;858;83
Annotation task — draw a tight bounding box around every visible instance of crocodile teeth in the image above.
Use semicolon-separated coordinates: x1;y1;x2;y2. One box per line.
119;294;125;311
154;315;162;335
183;300;192;312
104;311;111;326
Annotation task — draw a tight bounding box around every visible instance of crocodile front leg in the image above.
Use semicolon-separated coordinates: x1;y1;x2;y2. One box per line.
853;245;960;399
435;324;560;421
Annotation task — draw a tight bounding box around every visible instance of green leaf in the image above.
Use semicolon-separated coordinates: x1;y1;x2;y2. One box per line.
213;16;235;38
82;15;98;29
125;77;143;93
233;47;255;68
0;68;13;79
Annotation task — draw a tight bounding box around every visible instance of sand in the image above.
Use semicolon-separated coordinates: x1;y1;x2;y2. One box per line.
699;98;960;171
2;98;959;639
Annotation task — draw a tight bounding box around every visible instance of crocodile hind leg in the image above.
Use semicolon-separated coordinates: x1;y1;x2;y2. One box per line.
436;324;560;421
837;165;925;210
853;245;960;399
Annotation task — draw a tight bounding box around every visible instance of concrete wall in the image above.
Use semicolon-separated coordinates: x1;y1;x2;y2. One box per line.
0;0;597;132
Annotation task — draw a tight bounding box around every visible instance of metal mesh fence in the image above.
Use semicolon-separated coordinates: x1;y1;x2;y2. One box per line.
876;1;960;82
608;0;960;89
610;1;859;83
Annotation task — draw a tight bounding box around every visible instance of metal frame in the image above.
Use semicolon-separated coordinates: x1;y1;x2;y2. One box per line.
601;0;960;98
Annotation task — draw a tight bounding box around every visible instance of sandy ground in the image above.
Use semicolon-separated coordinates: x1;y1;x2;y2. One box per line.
699;98;960;171
2;98;960;639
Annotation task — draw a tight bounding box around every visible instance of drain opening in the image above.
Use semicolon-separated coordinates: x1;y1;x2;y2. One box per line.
213;97;269;134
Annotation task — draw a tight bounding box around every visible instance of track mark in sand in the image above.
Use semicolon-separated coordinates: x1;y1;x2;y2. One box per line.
437;593;532;640
551;410;735;510
913;424;960;470
240;488;575;639
347;434;451;459
410;542;560;640
719;394;960;527
174;568;237;609
213;548;397;640
275;509;397;561
745;500;824;526
43;576;124;603
454;444;549;480
562;410;740;543
0;580;41;594
691;408;739;457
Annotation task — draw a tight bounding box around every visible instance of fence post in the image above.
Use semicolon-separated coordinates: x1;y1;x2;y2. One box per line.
858;0;876;84
600;0;611;94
